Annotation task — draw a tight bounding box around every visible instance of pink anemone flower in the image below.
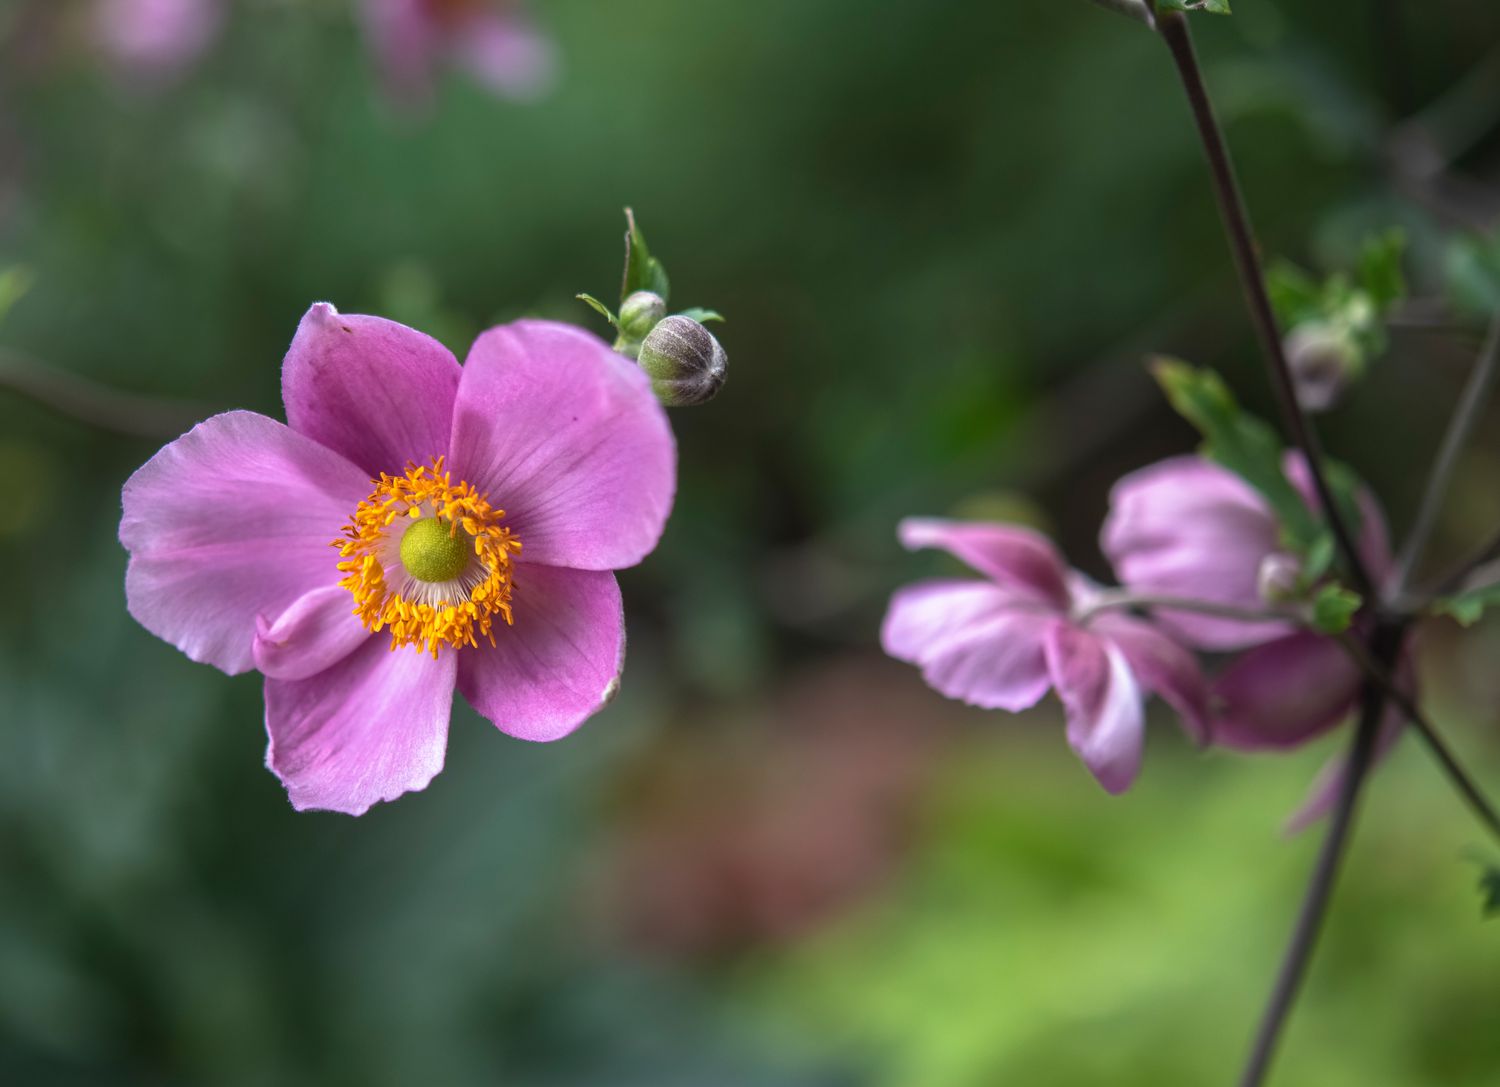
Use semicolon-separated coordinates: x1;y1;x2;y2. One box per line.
92;0;224;85
360;0;556;104
1102;454;1405;827
881;519;1209;793
120;304;675;815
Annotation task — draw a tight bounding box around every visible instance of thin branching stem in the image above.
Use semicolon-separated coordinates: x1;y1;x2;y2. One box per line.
1156;12;1374;599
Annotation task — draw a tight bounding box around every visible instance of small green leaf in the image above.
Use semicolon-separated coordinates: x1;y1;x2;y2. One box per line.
1444;233;1500;318
675;308;724;324
1156;0;1232;13
1479;864;1500;919
621;208;670;305
1356;229;1407;312
1266;261;1324;330
0;266;34;327
1299;533;1336;589
576;293;619;327
1433;581;1500;627
1151;359;1321;551
1310;583;1362;634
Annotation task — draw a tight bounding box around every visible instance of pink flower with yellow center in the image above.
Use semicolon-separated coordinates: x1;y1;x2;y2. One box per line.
120;304;675;815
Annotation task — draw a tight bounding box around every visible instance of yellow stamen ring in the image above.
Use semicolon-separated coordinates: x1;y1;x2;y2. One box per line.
334;457;522;656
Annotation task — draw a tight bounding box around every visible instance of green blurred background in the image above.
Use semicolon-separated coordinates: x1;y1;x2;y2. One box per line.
2;1;1499;1084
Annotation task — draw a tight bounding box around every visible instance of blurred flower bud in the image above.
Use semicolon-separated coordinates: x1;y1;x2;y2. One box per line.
637;315;727;407
1257;552;1303;605
618;290;667;340
1284;322;1361;413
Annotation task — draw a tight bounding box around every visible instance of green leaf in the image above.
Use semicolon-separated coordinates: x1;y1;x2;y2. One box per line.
1266;261;1324;330
1310;583;1362;634
1356;229;1407;312
1299;533;1336;589
1432;580;1500;627
0;266;34;327
576;293;619;327
621;208;670;305
1151;359;1321;551
675;307;724;324
1156;0;1232;13
1444;233;1500;318
1479;864;1500;919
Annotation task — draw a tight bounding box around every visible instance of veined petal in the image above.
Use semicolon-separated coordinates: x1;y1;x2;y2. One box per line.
1102;456;1289;651
264;637;455;815
1044;620;1145;794
1210;631;1362;751
254;585;371;681
457;564;625;742
1090;612;1211;744
881;578;1053;712
447;320;675;571
282;302;461;477
121;410;370;675
897;519;1070;607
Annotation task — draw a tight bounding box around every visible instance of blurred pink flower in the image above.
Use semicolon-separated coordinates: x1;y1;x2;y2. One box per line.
1102;453;1406;827
120;304;675;814
359;0;556;103
92;0;224;83
882;518;1208;793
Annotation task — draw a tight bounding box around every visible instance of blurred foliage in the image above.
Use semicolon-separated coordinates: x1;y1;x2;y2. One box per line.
2;0;1499;1084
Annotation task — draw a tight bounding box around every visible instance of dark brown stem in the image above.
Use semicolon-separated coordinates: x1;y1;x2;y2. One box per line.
1236;623;1404;1087
1156;12;1374;598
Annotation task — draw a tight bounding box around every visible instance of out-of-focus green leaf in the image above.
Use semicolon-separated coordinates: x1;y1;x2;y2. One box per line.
622;208;671;305
1444;233;1500;317
1266;262;1324;329
676;307;725;324
1151;359;1320;551
0;266;34;327
1311;583;1361;633
1356;229;1407;312
1432;580;1500;627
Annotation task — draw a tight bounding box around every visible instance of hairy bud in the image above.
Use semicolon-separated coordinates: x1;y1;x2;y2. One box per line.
619;290;667;341
637;315;727;407
1284;322;1361;413
1257;552;1303;605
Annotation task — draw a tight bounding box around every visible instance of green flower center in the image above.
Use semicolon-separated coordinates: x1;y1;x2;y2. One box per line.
399;517;472;583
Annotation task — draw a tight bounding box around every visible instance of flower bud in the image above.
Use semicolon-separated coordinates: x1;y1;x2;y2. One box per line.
1284;322;1361;413
637;315;727;407
1257;552;1303;605
618;290;667;341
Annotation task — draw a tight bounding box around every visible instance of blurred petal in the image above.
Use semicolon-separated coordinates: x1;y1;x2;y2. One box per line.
1102;456;1290;650
94;0;223;83
1044;620;1145;793
451;9;557;99
897;518;1070;607
1091;612;1211;744
121;411;369;674
1211;631;1361;751
458;564;624;742
447;320;676;571
282;302;461;478
253;586;370;681
264;638;455;815
359;0;442;102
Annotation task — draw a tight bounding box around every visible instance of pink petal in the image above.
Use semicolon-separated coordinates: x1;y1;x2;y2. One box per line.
1210;631;1362;751
1044;620;1145;793
1282;452;1394;585
1285;656;1411;832
358;0;442;102
447;320;676;571
1102;456;1290;651
881;579;1054;712
264;638;456;815
457;564;625;742
94;0;223;82
450;9;557;99
1090;612;1211;744
281;302;461;478
121;410;370;675
253;586;371;681
897;518;1070;607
